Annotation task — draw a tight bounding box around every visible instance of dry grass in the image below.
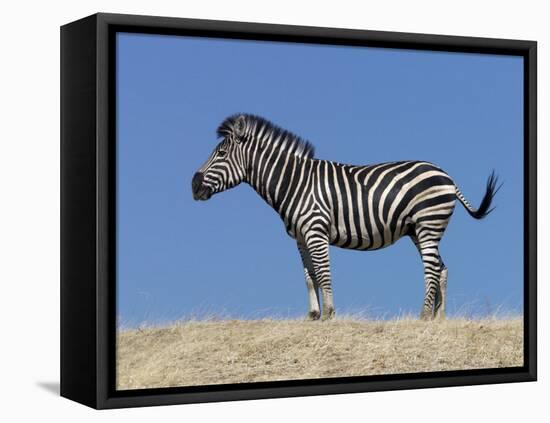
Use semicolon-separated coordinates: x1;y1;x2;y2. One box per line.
116;317;523;390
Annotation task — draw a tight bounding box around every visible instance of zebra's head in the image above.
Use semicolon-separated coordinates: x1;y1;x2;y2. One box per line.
192;114;248;201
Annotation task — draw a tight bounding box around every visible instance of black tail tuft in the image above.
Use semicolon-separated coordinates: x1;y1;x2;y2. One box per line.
469;170;501;219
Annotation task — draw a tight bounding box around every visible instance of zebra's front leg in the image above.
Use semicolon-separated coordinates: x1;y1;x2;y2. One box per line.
304;234;334;320
297;242;321;320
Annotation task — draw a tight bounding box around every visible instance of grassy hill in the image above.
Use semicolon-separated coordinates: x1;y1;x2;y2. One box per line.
116;317;523;390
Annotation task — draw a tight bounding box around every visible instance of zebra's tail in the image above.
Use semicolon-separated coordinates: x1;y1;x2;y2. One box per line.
455;170;501;220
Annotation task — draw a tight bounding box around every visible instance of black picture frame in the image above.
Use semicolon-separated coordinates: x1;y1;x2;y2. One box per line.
60;12;537;409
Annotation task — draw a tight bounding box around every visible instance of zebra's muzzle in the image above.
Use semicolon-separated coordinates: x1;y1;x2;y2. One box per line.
192;172;212;201
193;187;212;201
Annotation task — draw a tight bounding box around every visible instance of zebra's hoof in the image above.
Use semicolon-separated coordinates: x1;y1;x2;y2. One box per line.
321;309;335;321
419;310;433;321
307;311;321;321
435;314;446;321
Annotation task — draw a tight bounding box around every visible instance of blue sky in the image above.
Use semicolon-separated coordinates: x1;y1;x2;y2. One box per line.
116;32;523;326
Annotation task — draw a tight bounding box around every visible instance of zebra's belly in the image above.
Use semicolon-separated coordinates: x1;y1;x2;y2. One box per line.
328;219;409;251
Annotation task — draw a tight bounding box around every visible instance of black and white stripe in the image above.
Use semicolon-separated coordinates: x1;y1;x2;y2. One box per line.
192;114;499;320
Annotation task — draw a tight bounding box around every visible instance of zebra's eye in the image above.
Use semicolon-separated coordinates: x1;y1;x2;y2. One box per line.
218;149;227;158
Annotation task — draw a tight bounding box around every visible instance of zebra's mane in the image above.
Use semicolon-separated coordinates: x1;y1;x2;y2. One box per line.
217;114;316;160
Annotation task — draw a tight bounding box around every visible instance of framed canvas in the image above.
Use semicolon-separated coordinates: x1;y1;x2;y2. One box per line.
60;12;537;409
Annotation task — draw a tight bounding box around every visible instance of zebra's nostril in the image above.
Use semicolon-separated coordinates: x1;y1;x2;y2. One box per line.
192;172;204;192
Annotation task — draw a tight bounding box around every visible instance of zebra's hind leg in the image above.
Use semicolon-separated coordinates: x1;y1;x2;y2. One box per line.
411;232;444;321
297;242;321;320
434;267;448;320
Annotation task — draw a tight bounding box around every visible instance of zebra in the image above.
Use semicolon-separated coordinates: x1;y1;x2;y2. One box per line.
192;113;499;321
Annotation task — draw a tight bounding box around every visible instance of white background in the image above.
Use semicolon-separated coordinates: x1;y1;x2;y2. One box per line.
1;0;546;420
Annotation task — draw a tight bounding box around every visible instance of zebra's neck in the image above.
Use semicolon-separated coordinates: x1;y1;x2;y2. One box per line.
244;141;314;215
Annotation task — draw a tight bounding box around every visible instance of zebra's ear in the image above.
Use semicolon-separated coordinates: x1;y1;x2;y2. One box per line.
233;115;246;140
